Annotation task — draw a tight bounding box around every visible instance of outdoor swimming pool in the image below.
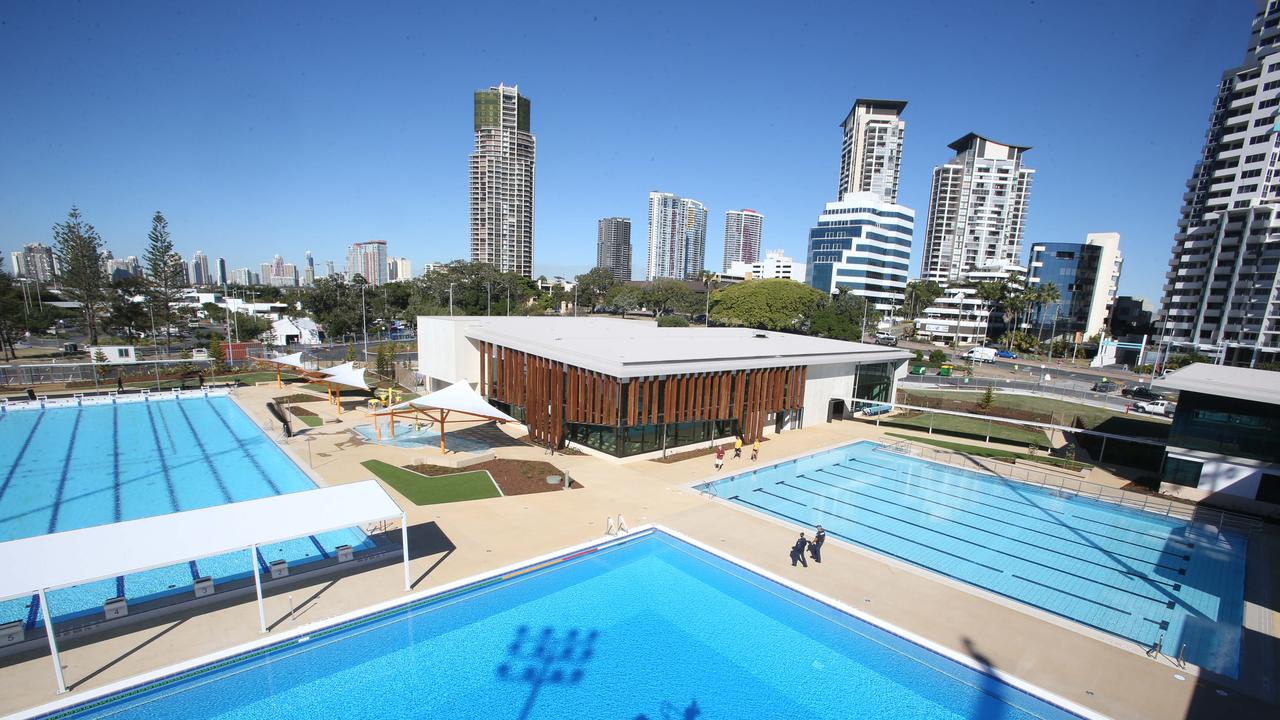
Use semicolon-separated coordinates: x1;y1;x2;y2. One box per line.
700;440;1248;677
33;530;1084;720
0;397;372;630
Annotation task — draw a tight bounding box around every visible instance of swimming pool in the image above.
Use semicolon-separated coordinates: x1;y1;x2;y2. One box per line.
700;441;1248;677
0;396;372;630
27;529;1087;720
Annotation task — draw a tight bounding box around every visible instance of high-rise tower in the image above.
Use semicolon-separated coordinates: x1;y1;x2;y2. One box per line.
1157;0;1280;366
646;192;707;280
469;84;536;278
837;99;907;204
722;209;763;272
920;133;1034;283
596;217;632;281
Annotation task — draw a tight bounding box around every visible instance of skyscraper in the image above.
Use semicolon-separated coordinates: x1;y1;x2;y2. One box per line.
11;243;58;282
721;209;764;272
215;257;227;286
920;133;1034;283
303;251;315;286
646;192;707;280
387;257;412;281
346;240;388;286
470;84;536;278
1157;1;1280;366
837;99;907;203
190;251;210;286
596;217;632;281
325;260;336;278
806;192;914;310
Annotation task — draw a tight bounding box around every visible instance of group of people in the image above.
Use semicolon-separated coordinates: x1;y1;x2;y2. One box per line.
713;436;760;471
790;526;826;567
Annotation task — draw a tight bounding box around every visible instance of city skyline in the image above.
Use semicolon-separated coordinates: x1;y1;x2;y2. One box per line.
0;1;1260;303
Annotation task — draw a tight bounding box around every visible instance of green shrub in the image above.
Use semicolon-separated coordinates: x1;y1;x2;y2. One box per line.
928;349;947;364
657;315;690;328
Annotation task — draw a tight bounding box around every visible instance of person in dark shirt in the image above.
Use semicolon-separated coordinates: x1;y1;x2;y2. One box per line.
790;533;809;567
809;526;826;563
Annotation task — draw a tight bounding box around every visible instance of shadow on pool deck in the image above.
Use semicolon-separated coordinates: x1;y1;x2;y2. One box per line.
962;636;1011;720
497;625;598;720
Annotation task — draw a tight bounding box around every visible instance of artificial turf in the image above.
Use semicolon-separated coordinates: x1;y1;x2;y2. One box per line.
360;459;500;505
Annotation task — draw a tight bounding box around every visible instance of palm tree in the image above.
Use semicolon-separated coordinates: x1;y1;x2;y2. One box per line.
974;281;1007;345
1033;283;1060;344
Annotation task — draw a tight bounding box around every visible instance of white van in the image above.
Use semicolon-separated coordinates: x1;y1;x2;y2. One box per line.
963;347;997;363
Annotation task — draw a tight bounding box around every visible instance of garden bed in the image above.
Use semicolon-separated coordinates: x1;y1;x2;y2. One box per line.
405;458;583;495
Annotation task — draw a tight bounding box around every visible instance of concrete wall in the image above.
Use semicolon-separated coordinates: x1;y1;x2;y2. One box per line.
1160;452;1265;501
800;361;858;428
416;317;481;390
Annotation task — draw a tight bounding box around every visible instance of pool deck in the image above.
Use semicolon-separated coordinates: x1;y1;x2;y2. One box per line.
0;383;1276;720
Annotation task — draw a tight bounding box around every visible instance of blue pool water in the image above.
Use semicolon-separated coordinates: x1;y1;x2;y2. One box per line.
701;441;1248;677
0;398;373;630
352;420;498;453
47;531;1081;720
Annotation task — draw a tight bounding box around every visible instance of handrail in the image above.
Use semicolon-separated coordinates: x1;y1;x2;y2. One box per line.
875;440;1263;534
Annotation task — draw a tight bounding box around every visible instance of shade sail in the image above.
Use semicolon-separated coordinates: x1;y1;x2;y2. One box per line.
318;362;370;391
0;480;402;601
262;351;309;370
383;380;516;423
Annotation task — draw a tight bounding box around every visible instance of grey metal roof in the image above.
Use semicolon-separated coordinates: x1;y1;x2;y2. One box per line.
1152;363;1280;405
432;316;910;378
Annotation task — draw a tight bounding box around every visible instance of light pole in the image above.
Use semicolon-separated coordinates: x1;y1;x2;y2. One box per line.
506;284;511;316
361;284;368;361
449;283;455;316
487;281;492;316
573;285;578;317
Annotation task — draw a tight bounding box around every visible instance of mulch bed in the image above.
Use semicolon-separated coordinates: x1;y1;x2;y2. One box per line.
652;437;770;464
275;393;328;404
287;405;319;418
405;459;583;496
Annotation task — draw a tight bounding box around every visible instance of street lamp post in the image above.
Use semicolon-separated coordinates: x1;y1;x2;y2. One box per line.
361;284;368;361
449;283;455;316
487;281;491;316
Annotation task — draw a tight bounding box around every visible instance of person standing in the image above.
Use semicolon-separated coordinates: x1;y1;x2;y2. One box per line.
751;439;760;462
714;445;725;471
790;533;809;567
733;437;743;459
809;525;826;563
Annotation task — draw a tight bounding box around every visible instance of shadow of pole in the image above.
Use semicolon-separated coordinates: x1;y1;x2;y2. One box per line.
962;636;1010;720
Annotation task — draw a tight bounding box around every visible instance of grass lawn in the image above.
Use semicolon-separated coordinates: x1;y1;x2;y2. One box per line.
360;459;500;505
880;412;1049;448
898;389;1166;431
883;432;1088;471
286;406;323;427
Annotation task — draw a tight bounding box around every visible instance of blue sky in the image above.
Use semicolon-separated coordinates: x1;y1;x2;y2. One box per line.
0;1;1257;303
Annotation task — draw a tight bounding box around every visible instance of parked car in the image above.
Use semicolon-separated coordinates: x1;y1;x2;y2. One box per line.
1131;399;1174;416
874;331;898;346
963;346;997;363
1091;380;1120;393
995;349;1018;359
1121;385;1164;402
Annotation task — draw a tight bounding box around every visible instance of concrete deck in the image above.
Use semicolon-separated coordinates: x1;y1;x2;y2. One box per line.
0;382;1275;719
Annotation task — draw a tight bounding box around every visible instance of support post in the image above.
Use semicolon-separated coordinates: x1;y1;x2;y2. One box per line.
439;410;449;454
276;366;281;389
401;513;411;591
1099;436;1108;464
38;588;66;694
251;545;266;633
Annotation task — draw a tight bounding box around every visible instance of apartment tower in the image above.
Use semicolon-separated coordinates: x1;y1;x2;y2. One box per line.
347;240;389;286
837;99;907;204
1157;0;1280;366
596;217;632;281
469;84;536;278
920;133;1034;283
646;192;707;280
722;209;764;272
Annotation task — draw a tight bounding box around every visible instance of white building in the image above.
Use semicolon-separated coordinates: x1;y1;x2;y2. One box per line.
346;241;388;286
470;84;536;278
806;191;914;311
229;268;259;286
721;209;763;272
646;192;707;280
268;316;323;347
387;256;412;282
416;315;909;460
913;263;1027;346
837;99;907;204
189;251;210;286
921;133;1034;284
726;249;805;282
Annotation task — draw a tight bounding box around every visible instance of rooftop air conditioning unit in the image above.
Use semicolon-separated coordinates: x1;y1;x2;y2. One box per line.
269;559;289;579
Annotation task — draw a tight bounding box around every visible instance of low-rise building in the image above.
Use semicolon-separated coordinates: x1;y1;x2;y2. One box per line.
268;317;323;347
726;249;805;282
912;263;1026;346
1153;363;1280;512
417;316;909;459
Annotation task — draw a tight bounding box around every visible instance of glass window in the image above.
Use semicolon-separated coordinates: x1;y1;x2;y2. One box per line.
1162;456;1203;488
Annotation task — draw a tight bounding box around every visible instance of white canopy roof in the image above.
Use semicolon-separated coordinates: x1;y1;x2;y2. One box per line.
317;362;370;391
385;380;516;422
264;351;309;370
0;480;402;601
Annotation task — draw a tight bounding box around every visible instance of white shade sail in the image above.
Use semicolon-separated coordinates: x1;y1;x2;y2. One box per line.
318;362;370;391
264;351;309;370
384;380;516;422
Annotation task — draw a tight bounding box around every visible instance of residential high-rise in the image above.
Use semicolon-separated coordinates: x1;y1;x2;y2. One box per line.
806;191;914;310
1027;232;1123;340
325;260;336;278
721;209;763;272
646;192;707;280
920;133;1034;283
230;268;259;286
388;257;412;282
346;240;388;286
10;243;58;282
837;99;907;204
1157;1;1280;366
215;257;227;286
596;217;632;281
190;251;210;286
260;255;299;287
469;84;536;278
303;251;315;286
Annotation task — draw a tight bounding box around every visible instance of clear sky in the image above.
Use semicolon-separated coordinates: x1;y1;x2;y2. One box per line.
0;0;1258;303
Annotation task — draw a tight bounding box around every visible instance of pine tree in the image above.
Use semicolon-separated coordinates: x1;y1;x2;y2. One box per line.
142;211;185;354
208;334;226;373
52;206;108;345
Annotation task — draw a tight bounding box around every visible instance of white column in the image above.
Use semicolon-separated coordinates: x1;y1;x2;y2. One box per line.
38;588;67;694
400;513;411;591
250;546;266;633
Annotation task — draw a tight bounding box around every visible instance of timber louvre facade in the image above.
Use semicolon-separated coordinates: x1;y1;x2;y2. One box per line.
478;341;807;455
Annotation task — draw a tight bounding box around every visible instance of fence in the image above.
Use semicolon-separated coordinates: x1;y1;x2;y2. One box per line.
875;439;1263;534
900;375;1133;411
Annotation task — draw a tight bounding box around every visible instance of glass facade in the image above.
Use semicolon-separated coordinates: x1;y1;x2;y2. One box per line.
1166;391;1280;462
1161;456;1204;488
852;362;894;408
1028;242;1103;335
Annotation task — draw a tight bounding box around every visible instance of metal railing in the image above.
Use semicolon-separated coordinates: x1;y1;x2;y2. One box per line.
876;439;1264;534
